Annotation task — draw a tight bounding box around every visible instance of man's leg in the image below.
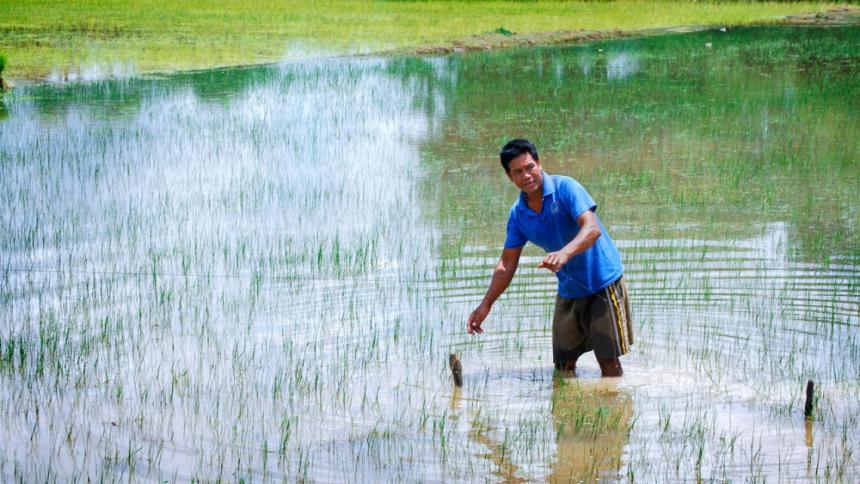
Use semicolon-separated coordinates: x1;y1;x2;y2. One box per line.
597;357;623;377
556;359;578;373
588;277;633;378
552;295;590;373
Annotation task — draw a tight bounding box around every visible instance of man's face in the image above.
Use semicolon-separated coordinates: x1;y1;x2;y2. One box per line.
506;152;542;196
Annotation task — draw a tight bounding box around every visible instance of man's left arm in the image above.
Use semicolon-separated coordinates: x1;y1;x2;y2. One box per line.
538;210;601;273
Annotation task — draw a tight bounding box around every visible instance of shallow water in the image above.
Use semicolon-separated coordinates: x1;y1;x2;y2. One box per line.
1;26;858;481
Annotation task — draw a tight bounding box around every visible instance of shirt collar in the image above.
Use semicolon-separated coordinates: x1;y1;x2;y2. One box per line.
519;170;555;204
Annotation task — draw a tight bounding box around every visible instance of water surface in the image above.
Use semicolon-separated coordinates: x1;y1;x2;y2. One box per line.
1;26;858;481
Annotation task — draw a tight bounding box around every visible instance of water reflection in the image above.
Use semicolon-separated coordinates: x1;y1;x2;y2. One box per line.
606;52;641;80
468;416;528;483
448;372;633;482
549;376;632;482
804;419;814;448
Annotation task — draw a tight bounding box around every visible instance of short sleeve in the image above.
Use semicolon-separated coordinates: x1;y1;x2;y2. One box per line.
560;178;597;219
504;208;527;249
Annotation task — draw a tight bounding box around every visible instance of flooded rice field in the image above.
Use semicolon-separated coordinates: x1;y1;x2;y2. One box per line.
1;26;858;481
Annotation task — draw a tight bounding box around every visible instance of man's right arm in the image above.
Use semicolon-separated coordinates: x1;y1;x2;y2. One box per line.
466;246;523;335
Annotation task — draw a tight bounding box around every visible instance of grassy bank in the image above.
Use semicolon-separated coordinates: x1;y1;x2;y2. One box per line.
0;0;850;80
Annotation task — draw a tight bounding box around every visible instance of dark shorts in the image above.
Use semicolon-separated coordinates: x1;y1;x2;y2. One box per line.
552;276;633;370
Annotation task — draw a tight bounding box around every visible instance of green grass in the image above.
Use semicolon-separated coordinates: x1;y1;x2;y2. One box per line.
0;0;845;79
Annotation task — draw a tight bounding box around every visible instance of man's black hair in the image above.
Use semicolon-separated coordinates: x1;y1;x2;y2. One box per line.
500;139;539;173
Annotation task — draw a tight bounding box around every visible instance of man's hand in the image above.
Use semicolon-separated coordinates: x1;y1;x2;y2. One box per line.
466;302;491;335
538;211;601;273
467;247;521;335
538;250;570;273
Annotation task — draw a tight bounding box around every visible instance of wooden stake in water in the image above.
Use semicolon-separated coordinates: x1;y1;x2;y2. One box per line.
804;380;815;420
449;353;463;387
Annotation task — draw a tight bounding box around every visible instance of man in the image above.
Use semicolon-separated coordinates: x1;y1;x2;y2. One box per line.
466;139;633;377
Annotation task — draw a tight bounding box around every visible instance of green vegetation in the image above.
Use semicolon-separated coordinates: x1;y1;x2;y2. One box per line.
0;0;846;79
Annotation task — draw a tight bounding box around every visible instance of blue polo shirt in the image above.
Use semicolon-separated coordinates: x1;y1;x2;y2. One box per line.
504;172;623;299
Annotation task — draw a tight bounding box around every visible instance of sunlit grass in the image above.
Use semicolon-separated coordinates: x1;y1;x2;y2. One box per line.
0;0;843;79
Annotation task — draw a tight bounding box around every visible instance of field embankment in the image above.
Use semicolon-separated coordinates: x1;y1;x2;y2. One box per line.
0;0;857;80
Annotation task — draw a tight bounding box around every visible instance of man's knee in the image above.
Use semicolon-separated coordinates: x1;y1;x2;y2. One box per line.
597;357;623;377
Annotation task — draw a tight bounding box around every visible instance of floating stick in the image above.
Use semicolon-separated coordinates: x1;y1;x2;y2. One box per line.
804;380;815;420
449;353;463;387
